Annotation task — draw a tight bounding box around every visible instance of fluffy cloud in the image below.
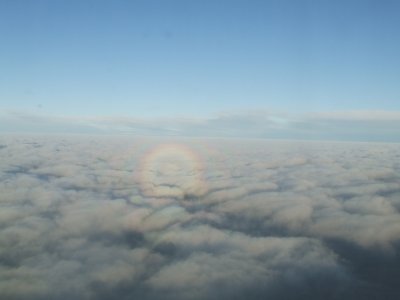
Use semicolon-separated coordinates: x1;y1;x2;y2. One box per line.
0;136;400;299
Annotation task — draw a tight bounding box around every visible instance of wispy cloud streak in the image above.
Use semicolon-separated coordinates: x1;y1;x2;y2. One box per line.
1;109;400;141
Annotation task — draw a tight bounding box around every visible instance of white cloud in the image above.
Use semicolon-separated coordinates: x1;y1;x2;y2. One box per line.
0;136;399;299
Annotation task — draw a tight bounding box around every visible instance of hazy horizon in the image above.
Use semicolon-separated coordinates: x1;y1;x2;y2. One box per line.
1;0;400;141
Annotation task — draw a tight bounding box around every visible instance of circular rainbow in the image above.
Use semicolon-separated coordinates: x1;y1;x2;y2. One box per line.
138;143;207;200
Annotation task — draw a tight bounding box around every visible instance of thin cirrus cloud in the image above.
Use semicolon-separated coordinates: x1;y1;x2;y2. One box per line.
0;136;399;299
1;109;400;142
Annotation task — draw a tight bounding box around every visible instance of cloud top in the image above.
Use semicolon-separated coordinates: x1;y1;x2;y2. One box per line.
0;136;400;299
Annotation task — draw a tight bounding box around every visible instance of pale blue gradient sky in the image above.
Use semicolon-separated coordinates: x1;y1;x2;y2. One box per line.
1;0;400;140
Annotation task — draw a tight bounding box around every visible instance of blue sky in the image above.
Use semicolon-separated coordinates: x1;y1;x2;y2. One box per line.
1;0;400;140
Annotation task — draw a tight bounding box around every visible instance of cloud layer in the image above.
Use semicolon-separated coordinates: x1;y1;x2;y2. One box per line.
1;136;400;299
2;110;400;142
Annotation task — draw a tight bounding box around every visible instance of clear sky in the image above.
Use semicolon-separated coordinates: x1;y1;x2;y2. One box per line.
1;0;400;140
